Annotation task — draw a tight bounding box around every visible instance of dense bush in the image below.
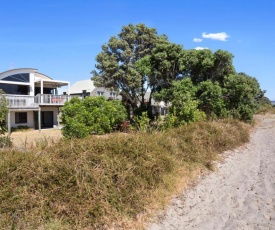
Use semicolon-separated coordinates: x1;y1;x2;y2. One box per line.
0;89;8;135
61;96;127;138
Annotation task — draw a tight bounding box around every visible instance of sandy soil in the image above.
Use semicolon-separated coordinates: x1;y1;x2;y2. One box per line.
9;129;62;149
147;115;275;230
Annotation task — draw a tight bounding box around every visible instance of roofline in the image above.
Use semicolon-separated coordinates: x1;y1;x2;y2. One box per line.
36;71;53;80
0;68;38;75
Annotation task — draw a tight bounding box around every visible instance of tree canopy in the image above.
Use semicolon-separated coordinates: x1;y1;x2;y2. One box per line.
92;23;266;124
92;23;184;116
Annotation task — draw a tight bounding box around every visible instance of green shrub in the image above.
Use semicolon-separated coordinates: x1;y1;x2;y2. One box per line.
0;136;12;148
11;125;30;132
61;97;127;138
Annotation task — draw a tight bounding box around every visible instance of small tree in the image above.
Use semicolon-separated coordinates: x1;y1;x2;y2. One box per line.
61;96;127;138
223;73;262;122
0;89;8;135
0;89;11;148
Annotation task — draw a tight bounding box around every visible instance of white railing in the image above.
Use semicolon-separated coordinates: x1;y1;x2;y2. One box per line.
5;95;39;108
5;94;71;108
35;94;71;105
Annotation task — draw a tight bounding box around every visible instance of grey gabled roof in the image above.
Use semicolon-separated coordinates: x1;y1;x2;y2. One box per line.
70;79;95;94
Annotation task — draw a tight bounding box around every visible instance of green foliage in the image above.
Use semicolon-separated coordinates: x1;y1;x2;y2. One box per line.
0;136;12;148
92;24;184;116
61;97;127;138
182;49;235;85
197;80;227;119
0;89;8;135
92;23;160;111
223;73;261;122
155;78;206;127
92;23;265;124
11;125;30;132
132;112;150;132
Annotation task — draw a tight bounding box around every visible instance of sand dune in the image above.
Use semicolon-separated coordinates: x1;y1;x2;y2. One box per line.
147;115;275;230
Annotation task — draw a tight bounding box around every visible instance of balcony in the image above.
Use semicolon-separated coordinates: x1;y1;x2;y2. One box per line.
5;94;71;109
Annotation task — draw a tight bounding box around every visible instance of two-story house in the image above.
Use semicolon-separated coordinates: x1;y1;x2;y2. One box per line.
0;68;71;133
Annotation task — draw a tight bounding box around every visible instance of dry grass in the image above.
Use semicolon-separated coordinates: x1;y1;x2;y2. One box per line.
0;119;250;229
10;129;62;150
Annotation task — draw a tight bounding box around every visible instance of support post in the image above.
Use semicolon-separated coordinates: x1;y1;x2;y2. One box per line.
38;107;41;132
7;110;11;135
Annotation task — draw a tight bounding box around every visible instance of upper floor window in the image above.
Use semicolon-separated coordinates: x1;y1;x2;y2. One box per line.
2;73;30;82
97;91;104;96
109;91;116;98
0;83;29;95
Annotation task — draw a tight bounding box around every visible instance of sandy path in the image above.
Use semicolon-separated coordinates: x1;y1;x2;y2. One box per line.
147;115;275;230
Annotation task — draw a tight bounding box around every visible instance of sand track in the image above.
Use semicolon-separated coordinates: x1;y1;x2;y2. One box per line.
148;115;275;230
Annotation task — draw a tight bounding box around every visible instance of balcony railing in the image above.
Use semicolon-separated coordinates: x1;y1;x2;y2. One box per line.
5;94;71;108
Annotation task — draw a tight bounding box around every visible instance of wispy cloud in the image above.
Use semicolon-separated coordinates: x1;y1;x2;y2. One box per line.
202;32;229;41
194;47;209;50
193;38;203;42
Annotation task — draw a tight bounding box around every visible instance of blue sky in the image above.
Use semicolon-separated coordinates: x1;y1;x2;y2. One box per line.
0;0;274;99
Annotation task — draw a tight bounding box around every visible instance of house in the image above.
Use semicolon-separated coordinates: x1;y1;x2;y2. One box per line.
0;68;71;133
69;80;168;117
141;92;168;117
69;79;120;100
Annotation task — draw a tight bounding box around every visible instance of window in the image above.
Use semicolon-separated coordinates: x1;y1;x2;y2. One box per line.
3;73;30;82
15;112;27;124
0;84;29;95
109;92;116;98
97;91;104;96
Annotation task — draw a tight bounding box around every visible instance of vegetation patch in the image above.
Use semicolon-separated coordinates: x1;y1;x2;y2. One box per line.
0;119;249;229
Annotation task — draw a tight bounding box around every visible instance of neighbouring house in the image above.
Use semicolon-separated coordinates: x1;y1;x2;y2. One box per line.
0;68;71;133
141;92;169;117
69;79;120;100
69;80;168;116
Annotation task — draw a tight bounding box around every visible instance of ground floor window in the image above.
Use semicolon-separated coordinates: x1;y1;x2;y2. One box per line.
15;112;27;124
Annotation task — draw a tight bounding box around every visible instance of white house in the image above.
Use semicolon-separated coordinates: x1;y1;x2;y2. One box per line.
69;79;120;100
0;68;71;133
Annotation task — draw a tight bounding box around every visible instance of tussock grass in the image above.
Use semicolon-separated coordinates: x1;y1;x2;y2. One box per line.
256;105;275;115
0;119;250;229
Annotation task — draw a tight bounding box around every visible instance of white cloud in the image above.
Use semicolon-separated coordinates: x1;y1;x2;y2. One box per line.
193;37;203;42
194;47;209;50
202;32;229;41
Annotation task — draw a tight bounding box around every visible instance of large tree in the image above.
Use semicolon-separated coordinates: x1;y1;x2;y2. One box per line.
92;23;159;112
92;23;184;116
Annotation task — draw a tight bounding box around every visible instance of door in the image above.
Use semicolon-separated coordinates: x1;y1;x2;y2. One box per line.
33;111;54;129
42;111;53;128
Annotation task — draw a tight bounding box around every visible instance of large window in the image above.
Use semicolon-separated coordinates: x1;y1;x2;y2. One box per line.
0;83;29;95
15;112;27;124
2;73;30;82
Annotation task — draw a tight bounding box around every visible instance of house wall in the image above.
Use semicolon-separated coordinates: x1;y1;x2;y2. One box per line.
9;110;35;128
7;107;59;129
